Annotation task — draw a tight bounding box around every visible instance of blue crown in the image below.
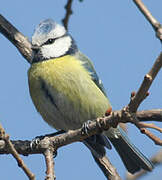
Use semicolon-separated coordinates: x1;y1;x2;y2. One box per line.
35;19;56;35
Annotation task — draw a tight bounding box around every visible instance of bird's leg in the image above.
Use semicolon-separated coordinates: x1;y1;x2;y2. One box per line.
81;120;98;144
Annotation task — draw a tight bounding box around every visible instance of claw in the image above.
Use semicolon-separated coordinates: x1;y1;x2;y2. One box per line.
81;120;92;135
30;134;59;158
30;135;44;149
53;151;58;158
30;130;65;149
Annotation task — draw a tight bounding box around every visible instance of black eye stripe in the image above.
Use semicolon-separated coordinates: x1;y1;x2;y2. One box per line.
42;34;67;46
43;38;55;45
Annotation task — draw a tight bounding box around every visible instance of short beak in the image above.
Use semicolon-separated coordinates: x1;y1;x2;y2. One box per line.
31;45;40;53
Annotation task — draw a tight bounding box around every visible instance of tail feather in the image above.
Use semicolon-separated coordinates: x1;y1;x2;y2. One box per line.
107;127;154;174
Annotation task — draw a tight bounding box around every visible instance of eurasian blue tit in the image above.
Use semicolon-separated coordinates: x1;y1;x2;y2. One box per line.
28;19;153;174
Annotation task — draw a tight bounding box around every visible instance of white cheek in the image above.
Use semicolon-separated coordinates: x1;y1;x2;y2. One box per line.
40;36;72;59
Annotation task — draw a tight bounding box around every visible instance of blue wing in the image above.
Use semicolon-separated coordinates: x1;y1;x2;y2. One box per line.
75;51;107;97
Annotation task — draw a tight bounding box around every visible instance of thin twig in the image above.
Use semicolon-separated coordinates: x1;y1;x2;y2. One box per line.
133;0;159;28
128;52;162;112
0;124;35;180
44;148;56;180
62;0;73;30
137;122;162;133
121;108;162;146
133;0;162;42
140;128;162;146
128;0;162;112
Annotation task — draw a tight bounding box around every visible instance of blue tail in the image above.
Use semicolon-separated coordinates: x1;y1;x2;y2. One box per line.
108;127;154;173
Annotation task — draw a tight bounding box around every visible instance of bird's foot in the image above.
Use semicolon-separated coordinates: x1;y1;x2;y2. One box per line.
81;120;93;135
30;135;59;157
30;130;65;157
30;135;45;150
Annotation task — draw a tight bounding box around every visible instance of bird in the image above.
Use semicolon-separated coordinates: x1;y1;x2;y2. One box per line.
28;19;153;174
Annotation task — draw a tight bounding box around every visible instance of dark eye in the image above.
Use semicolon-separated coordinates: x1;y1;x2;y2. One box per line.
44;38;55;45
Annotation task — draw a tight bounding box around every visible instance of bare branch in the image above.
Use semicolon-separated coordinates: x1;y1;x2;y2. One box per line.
0;109;161;157
127;1;162;113
0;1;162;177
62;0;73;30
0;124;35;180
137;122;162;132
137;109;162;122
0;139;43;155
128;52;162;112
0;14;32;63
140;128;162;146
133;0;162;42
44;147;56;180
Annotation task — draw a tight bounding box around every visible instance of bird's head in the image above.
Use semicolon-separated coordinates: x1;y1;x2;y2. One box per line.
31;19;77;63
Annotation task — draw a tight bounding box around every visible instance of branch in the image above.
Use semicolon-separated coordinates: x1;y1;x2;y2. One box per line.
0;1;162;177
44;147;56;180
128;52;162;112
0;123;35;180
140;128;162;145
62;0;73;30
0;109;161;156
127;0;162;113
137;109;162;122
0;14;32;63
133;0;162;42
0;109;161;179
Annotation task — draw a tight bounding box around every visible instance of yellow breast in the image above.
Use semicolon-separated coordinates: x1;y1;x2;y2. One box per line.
28;55;110;130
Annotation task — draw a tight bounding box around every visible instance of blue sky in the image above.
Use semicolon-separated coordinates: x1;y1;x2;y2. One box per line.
0;1;162;180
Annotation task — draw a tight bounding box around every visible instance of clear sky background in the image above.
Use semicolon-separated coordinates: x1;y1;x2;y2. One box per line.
0;1;162;180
